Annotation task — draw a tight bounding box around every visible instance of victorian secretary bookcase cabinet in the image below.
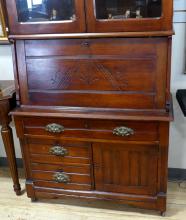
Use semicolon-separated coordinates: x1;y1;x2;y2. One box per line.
5;0;173;215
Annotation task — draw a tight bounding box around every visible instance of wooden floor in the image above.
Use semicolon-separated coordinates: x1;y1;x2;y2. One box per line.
0;168;186;220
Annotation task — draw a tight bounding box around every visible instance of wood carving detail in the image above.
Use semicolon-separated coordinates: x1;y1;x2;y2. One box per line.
50;61;128;90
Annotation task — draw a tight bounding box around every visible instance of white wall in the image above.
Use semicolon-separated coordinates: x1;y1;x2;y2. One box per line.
0;45;22;158
168;0;186;169
0;1;186;169
0;45;14;80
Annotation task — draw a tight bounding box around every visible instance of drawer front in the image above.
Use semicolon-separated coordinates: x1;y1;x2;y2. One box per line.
32;168;92;191
27;138;91;165
22;117;158;141
18;38;168;109
32;170;91;184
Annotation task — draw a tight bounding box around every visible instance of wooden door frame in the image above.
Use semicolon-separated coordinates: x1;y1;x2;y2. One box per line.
5;0;86;34
85;0;173;33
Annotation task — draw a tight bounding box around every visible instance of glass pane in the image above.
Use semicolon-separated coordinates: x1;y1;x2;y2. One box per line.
16;0;75;22
95;0;162;20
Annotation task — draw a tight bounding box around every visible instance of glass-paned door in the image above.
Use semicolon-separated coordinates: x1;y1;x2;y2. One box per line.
16;0;75;22
86;0;173;32
95;0;161;19
6;0;85;34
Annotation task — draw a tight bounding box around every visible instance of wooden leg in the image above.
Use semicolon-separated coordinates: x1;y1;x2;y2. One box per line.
0;100;21;195
1;125;21;195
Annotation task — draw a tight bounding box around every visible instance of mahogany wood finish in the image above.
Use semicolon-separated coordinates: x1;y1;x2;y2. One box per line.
86;0;173;33
5;0;86;35
17;117;159;142
16;38;168;109
5;0;173;215
0;81;21;195
8;31;175;40
93;142;159;195
5;0;173;35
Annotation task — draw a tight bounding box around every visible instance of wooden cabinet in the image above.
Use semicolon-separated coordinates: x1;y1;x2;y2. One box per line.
5;0;173;215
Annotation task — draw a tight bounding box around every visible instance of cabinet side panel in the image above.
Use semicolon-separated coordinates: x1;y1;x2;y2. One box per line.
16;40;29;105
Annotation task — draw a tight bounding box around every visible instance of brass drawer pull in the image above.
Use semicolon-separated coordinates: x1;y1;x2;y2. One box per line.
50;146;68;156
53;172;70;184
45;123;64;133
113;126;134;137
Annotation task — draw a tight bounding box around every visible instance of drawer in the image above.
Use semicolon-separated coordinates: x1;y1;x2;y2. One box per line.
89;120;158;141
27;139;91;165
32;170;92;191
23;117;158;141
32;170;91;184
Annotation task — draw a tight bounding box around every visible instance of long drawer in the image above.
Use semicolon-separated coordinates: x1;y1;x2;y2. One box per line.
22;117;158;141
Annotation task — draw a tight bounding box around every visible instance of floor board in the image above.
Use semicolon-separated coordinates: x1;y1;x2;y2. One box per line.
0;168;186;220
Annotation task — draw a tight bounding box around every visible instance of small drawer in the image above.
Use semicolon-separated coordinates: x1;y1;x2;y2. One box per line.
27;139;91;165
32;170;92;191
32;170;91;184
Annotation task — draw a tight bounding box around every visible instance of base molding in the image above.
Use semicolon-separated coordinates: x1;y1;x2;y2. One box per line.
32;186;165;213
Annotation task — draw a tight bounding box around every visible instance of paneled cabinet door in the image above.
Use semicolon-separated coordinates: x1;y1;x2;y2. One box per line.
93;142;159;196
86;0;173;32
6;0;86;34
